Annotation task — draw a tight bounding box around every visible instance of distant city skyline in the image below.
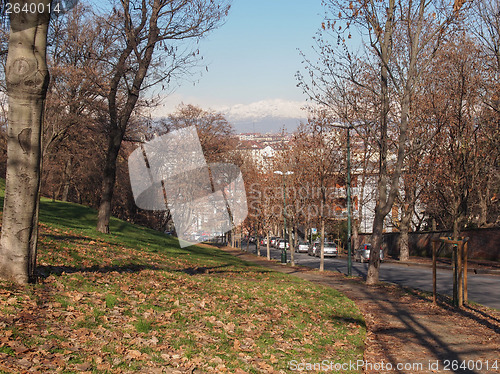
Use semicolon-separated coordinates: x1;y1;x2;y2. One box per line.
152;0;327;133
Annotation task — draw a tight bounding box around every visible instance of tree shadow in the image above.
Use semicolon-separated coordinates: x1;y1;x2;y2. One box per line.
329;315;366;328
402;286;500;335
351;284;499;374
37;263;167;279
177;263;273;276
42;234;95;242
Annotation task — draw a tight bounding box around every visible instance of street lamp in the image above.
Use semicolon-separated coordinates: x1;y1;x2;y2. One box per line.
274;170;294;264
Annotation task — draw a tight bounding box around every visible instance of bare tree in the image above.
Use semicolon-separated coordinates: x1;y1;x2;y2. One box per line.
423;35;499;236
95;0;230;233
299;0;465;284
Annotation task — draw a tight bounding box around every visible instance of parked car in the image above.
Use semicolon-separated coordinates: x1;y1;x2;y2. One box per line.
270;237;279;247
277;239;290;249
308;241;320;256
321;242;338;257
260;237;268;245
354;243;384;263
296;241;309;253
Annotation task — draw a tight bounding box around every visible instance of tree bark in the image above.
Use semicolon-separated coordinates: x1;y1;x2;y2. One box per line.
96;127;124;233
366;210;384;283
0;2;50;284
352;219;359;253
60;157;73;201
256;233;260;256
266;231;271;260
398;206;412;261
319;218;325;272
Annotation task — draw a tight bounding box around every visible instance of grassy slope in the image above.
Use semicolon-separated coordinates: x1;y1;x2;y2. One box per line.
0;184;365;373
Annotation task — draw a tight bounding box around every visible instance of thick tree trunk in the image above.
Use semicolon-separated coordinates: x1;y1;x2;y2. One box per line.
60;157;73;201
399;207;412;261
366;211;384;284
0;4;50;284
96;127;124;233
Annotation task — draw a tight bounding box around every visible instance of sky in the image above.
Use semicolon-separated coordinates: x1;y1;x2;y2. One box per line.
154;0;327;131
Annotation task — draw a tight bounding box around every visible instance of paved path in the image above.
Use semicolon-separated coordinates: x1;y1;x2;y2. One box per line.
246;245;500;310
224;246;500;374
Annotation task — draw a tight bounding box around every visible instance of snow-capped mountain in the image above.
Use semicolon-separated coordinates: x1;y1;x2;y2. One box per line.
219;99;308;133
153;97;309;133
220;99;307;120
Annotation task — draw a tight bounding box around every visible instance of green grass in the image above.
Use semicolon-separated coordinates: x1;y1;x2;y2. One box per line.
0;180;366;373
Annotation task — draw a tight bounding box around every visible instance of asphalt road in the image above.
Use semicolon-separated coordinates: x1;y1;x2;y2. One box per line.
242;244;500;310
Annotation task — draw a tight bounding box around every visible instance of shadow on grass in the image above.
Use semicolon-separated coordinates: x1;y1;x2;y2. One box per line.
42;234;94;242
329;315;366;328
37;263;168;279
177;263;273;276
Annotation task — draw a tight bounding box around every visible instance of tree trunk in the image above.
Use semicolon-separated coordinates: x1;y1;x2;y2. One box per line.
266;231;271;260
96;127;124;233
352;220;359;253
60;157;73;201
399;207;412;261
477;191;488;227
366;13;392;285
366;211;384;284
289;227;295;266
319;218;325;272
0;3;50;284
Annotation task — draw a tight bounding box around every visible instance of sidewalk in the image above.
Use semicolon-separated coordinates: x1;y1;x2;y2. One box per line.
382;256;500;275
223;247;500;374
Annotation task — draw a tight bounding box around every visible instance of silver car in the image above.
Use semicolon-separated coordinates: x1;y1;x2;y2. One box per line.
354;243;384;263
296;241;309;253
308;241;320;256
321;242;338;257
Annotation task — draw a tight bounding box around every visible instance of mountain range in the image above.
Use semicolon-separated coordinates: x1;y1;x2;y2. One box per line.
219;99;309;133
154;97;309;134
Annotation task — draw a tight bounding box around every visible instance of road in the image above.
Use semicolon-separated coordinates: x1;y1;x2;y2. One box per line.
241;244;500;310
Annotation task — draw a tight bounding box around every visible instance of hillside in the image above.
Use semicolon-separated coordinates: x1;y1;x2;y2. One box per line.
0;188;365;373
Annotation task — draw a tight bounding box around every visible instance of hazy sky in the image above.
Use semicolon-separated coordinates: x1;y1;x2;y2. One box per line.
158;0;326;115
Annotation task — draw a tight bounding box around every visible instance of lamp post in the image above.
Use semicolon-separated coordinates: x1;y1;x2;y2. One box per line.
274;170;294;264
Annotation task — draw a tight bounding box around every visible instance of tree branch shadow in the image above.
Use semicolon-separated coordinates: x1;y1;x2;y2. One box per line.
36;263;167;279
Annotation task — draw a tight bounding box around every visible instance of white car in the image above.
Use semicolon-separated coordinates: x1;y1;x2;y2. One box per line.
296;241;309;253
322;242;338;257
277;239;290;249
354;243;384;263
